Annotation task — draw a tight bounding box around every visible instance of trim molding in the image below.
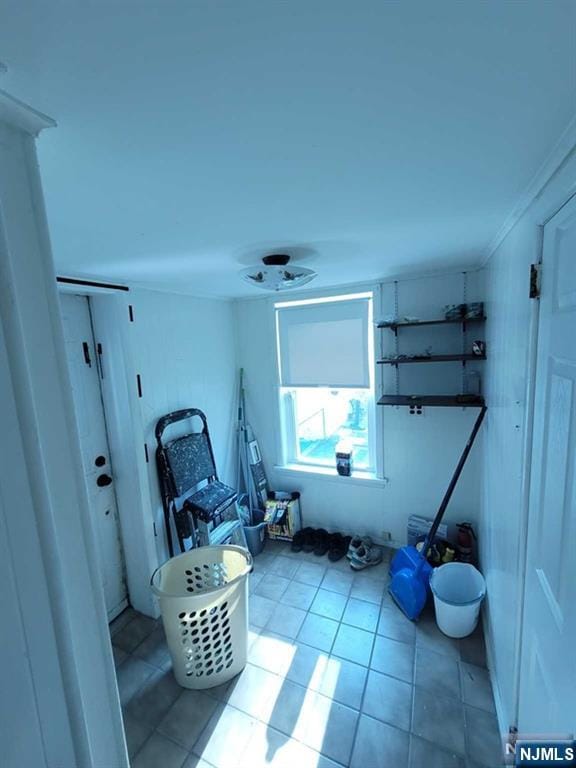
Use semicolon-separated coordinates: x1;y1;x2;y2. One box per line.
483;113;576;264
0;88;55;135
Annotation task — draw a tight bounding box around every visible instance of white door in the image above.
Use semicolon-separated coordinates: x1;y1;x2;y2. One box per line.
518;196;576;733
60;294;128;621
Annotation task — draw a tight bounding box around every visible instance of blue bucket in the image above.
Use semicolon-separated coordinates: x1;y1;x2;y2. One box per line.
243;522;267;556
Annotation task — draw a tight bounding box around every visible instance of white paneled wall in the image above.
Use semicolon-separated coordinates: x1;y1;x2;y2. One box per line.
235;270;485;545
128;288;238;562
480;148;576;734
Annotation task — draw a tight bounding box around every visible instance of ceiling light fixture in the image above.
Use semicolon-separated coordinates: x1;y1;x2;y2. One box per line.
240;254;316;291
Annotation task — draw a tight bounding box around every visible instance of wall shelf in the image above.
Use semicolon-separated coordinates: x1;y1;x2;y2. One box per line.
377;353;486;365
377;316;486;330
377;394;485;408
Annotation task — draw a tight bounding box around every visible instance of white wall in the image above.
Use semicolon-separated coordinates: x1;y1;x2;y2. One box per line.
0;102;128;767
480;147;576;734
128;288;238;564
235;271;485;545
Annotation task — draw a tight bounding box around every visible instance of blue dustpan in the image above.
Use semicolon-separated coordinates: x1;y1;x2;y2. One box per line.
388;405;487;622
389;546;433;620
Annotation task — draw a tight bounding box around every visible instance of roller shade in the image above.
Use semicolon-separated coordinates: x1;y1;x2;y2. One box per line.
276;297;371;388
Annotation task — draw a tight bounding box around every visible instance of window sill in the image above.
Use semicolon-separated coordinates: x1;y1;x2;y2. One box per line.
274;463;388;488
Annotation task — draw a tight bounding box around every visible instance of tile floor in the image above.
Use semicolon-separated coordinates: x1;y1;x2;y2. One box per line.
111;540;502;768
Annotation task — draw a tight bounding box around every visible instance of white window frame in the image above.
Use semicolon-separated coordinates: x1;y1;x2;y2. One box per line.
275;291;377;477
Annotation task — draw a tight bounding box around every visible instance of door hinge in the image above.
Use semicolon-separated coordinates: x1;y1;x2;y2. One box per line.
144;443;149;463
128;304;134;322
96;342;104;379
529;262;541;299
153;522;158;537
82;341;92;367
136;374;143;398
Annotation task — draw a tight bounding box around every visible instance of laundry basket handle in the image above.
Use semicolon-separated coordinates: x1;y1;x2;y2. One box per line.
150;546;253;598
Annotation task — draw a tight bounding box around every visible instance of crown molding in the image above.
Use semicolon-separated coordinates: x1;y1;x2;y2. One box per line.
482;113;576;265
0;88;56;136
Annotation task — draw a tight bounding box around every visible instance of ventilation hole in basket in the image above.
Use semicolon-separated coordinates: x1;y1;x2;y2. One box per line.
206;668;214;676
180;620;187;627
196;671;203;677
190;611;196;618
191;629;198;636
210;615;219;625
182;629;188;636
209;606;217;615
187;577;194;583
178;611;186;619
213;640;222;650
226;659;233;668
221;610;229;621
185;569;192;575
213;631;221;640
224;643;232;654
215;665;223;674
222;618;230;628
200;618;208;627
187;587;194;593
204;651;213;660
194;566;201;573
201;628;210;637
203;563;210;570
186;671;193;677
192;637;200;645
200;609;207;617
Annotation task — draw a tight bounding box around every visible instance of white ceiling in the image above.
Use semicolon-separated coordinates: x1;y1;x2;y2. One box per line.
0;0;575;297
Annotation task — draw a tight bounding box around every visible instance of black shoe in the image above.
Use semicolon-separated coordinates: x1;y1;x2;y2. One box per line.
328;533;352;562
301;527;317;553
313;528;330;556
291;527;311;552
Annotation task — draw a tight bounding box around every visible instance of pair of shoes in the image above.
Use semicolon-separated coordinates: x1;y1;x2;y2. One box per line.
347;536;372;560
291;527;329;556
327;533;352;562
348;536;383;570
291;528;352;560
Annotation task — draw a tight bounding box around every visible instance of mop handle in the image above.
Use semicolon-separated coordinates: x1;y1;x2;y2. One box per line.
421;405;487;558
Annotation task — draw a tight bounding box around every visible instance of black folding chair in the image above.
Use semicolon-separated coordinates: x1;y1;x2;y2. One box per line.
155;408;244;557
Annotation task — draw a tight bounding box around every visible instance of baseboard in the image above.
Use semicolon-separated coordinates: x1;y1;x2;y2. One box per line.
483;606;511;738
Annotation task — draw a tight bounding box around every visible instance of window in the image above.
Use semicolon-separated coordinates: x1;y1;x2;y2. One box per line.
275;292;375;473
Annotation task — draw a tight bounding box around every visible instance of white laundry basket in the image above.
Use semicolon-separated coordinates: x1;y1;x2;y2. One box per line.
151;545;252;689
430;562;486;638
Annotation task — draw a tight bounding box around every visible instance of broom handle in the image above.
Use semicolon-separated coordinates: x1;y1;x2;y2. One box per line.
422;405;487;557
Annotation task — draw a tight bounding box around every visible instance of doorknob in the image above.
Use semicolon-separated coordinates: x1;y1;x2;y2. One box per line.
96;473;113;487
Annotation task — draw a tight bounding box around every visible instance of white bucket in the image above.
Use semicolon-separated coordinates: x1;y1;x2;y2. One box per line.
430;562;486;638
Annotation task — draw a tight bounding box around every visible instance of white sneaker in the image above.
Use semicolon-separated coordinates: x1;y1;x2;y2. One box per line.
350;544;383;570
347;536;373;560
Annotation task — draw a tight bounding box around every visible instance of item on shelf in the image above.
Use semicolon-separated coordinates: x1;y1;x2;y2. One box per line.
465;302;484;319
472;340;486;356
444;303;467;320
335;440;353;476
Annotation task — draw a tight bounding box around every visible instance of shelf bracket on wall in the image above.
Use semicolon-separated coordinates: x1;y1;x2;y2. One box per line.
394;280;400;403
